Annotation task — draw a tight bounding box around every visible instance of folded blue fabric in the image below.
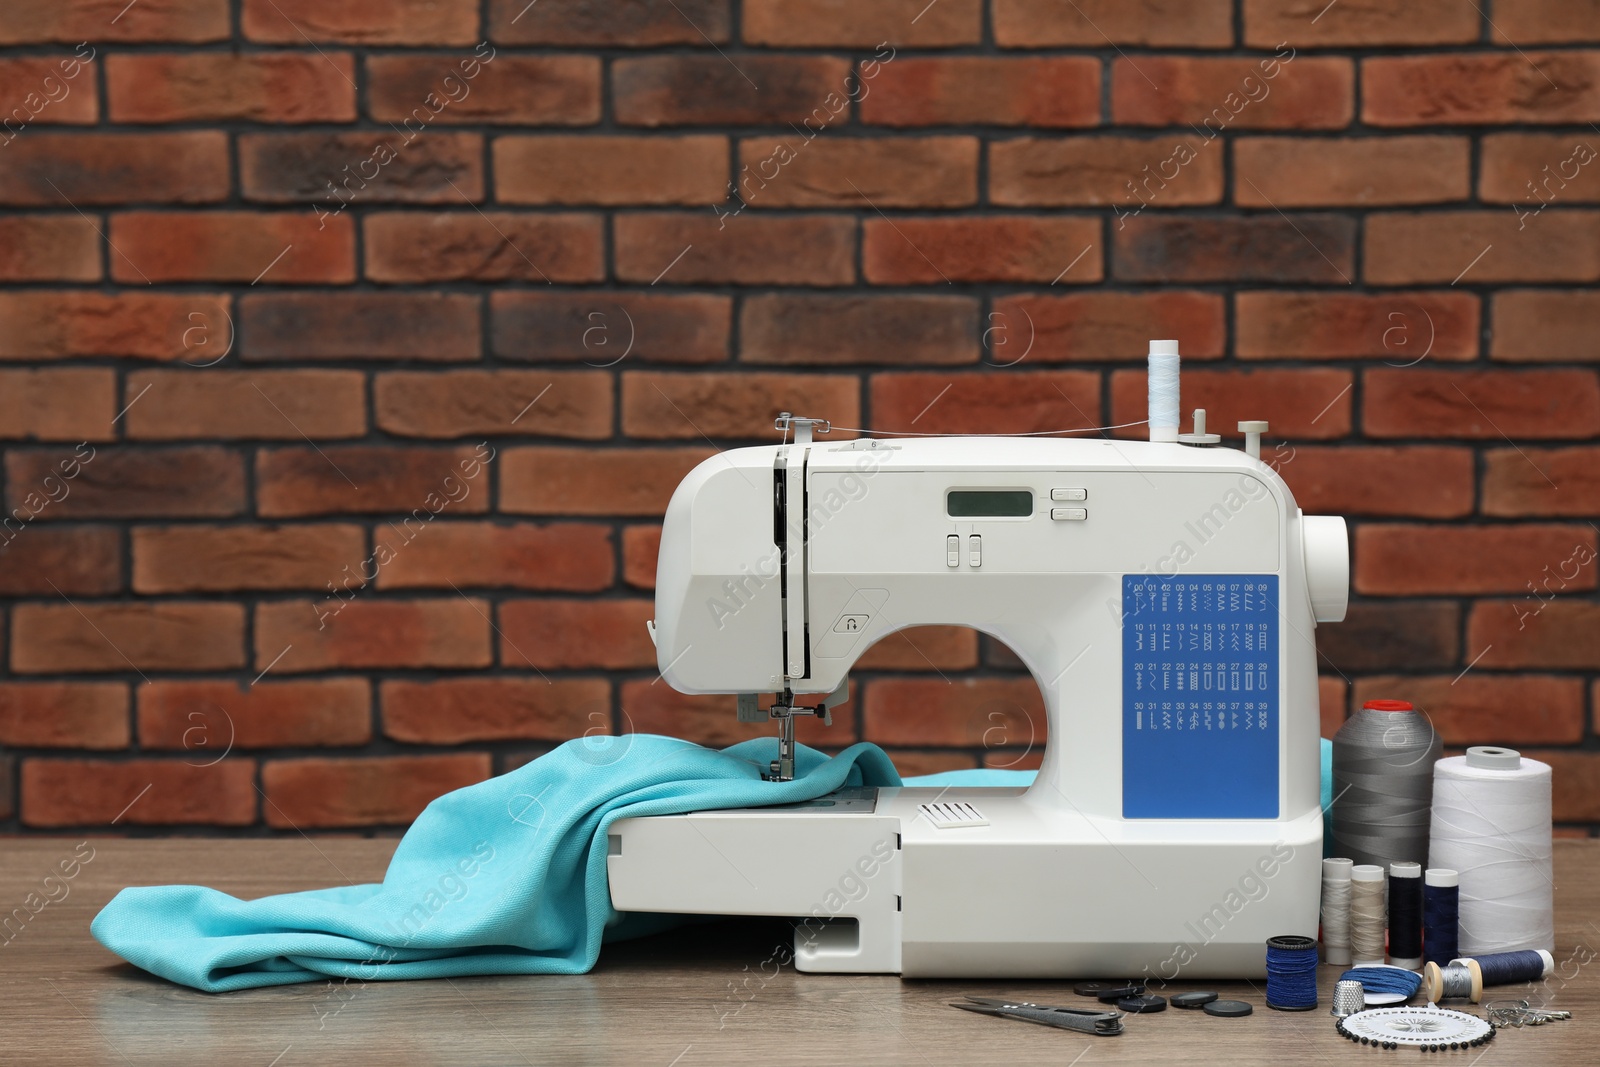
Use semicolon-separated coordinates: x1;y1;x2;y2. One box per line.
91;736;900;992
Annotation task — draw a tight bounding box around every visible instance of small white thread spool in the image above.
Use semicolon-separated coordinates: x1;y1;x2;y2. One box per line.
1429;747;1553;954
1321;857;1354;966
1147;339;1180;442
1349;863;1387;967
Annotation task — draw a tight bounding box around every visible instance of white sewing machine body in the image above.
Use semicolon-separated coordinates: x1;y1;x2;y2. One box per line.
609;421;1347;979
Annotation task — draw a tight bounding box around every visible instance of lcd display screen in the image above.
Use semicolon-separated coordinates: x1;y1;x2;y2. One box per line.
947;490;1033;517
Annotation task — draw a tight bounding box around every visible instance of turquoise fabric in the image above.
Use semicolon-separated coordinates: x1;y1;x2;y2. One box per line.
1322;736;1334;853
91;736;899;992
92;734;1338;992
902;767;1036;787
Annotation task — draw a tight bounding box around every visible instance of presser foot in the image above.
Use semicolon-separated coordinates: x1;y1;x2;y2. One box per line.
737;692;834;782
766;705;820;781
770;717;795;782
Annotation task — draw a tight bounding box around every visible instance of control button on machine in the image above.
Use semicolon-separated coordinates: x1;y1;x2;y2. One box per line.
1051;508;1088;521
946;534;960;566
968;535;981;568
833;614;870;634
1050;488;1087;502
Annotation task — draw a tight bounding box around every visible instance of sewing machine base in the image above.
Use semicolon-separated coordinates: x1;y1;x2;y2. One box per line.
607;787;1321;978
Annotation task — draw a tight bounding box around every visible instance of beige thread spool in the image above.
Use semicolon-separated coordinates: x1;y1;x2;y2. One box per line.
1350;864;1387;967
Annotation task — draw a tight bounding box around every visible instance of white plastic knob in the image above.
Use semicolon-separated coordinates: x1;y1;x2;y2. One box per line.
1302;515;1349;623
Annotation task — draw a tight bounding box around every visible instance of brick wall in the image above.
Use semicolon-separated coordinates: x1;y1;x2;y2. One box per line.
1;1;1598;833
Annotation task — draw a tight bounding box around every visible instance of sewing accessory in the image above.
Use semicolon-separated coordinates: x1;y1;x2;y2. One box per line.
1335;1006;1495;1051
1265;934;1319;1011
1075;980;1143;998
1428;747;1554;955
952;998;1125;1036
1321;856;1354;966
1349;864;1387;966
636;341;1351;977
1422;868;1459;968
1338;965;1422;1006
1117;994;1167;1013
1426;948;1555;1003
1176;407;1222;446
1331;980;1366;1019
1483;999;1569;1027
1093;982;1146;1003
1203;1000;1254;1017
1331;700;1440;872
961;995;1086;1011
1423;959;1483;1004
1171;991;1219;1009
1472;948;1555;985
1387;862;1424;969
1147;339;1180;441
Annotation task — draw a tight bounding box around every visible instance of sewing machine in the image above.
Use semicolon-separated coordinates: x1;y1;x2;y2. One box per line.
609;344;1348;979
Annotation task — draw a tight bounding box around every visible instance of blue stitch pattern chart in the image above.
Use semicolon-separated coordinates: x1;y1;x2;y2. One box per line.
1121;575;1280;819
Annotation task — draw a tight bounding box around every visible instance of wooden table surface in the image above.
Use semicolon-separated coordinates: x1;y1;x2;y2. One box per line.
2;837;1596;1066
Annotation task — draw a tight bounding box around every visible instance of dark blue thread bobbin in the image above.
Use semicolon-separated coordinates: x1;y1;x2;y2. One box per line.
1266;934;1319;1011
1423;869;1460;968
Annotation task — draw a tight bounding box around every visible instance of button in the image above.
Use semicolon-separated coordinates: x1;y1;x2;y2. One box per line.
1051;488;1087;502
946;534;960;566
1051;508;1087;521
968;535;981;568
833;614;869;634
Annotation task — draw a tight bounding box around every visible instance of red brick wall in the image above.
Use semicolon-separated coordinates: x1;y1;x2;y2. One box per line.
1;1;1597;833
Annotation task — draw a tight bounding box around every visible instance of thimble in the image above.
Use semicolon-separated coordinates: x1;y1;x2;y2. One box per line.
1330;980;1365;1019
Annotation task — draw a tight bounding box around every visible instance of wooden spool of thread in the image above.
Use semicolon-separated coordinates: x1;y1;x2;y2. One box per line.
1424;958;1484;1004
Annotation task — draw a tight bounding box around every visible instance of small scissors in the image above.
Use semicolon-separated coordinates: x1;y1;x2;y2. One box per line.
952;996;1125;1036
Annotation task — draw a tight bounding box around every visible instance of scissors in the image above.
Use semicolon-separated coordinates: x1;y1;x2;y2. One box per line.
952;996;1125;1036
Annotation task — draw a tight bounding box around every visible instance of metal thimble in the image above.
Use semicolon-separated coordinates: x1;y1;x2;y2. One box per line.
1331;980;1365;1018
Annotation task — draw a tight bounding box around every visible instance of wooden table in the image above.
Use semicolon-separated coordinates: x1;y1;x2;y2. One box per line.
3;837;1596;1066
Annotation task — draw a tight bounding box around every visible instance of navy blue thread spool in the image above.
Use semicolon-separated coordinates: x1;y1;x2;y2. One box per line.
1474;949;1554;986
1266;934;1320;1011
1423;868;1460;968
1388;861;1424;968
